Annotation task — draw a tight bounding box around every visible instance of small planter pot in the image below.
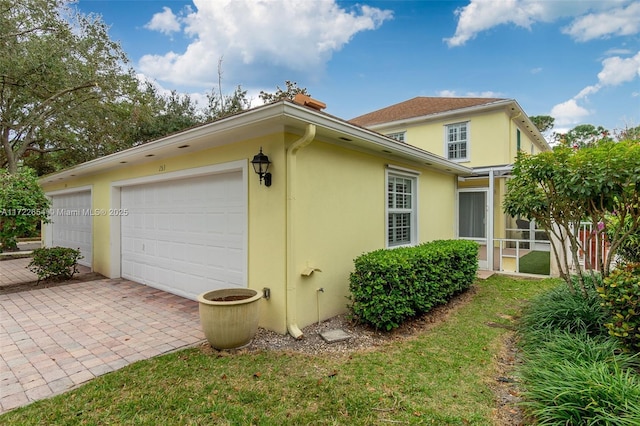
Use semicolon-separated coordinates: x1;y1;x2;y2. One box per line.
197;288;263;350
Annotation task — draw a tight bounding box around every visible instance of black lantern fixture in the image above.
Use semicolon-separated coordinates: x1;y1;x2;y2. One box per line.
251;147;272;187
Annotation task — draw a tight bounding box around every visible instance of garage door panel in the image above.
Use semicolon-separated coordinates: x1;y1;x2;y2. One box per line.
121;171;246;300
50;191;92;267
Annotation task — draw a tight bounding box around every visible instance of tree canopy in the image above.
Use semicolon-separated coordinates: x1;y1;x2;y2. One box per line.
0;168;49;251
259;81;309;103
0;0;144;174
504;138;640;293
529;115;555;133
554;124;611;148
1;1;308;176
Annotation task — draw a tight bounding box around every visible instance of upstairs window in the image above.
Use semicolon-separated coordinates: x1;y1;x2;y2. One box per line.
386;132;406;143
445;122;469;161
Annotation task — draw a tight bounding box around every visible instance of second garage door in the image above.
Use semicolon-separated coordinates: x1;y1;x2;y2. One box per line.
49;190;92;267
120;172;246;300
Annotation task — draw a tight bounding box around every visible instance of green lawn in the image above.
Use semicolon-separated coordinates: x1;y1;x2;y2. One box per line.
0;276;558;425
519;250;551;275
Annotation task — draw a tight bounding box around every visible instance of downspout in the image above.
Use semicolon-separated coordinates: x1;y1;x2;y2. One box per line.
286;123;316;338
488;168;495;271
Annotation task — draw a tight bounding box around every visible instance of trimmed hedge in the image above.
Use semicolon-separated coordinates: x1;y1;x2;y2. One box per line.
28;246;83;283
349;240;479;330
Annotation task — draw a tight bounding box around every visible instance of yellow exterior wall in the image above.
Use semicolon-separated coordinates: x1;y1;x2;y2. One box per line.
292;142;383;329
382;110;547;169
41;132;460;334
387;110;512;168
420;170;457;241
291;141;458;330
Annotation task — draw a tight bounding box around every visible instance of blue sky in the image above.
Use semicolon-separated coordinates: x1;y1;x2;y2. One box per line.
75;0;640;136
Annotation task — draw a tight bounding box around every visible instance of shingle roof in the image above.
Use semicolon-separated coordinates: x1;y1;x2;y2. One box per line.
349;96;507;127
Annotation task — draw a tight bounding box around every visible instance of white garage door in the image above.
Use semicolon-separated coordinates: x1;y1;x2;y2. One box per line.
120;172;246;300
50;191;92;267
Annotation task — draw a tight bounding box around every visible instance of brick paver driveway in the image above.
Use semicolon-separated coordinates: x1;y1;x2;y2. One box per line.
0;278;204;413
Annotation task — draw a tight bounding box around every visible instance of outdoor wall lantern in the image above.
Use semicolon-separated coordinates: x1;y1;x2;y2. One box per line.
251;147;272;187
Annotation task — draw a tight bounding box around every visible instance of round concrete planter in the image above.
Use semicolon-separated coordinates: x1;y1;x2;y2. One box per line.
197;288;263;350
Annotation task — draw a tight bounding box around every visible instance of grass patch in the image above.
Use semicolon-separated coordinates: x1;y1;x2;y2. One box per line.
0;276;557;425
519;250;550;275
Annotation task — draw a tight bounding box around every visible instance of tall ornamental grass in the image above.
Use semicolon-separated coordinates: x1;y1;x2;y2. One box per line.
517;283;640;425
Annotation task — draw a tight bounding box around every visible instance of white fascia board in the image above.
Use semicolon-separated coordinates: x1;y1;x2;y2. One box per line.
41;101;472;184
39;103;291;183
509;99;551;151
471;165;514;175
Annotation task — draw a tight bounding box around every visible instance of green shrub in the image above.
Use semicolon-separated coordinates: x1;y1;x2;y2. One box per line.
573;272;604;290
348;240;478;330
519;283;609;343
518;283;640;425
521;330;639;371
28;247;83;283
520;356;640;425
607;213;640;263
598;263;640;352
0;168;50;251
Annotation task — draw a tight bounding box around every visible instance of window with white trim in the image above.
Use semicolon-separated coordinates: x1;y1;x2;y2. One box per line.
387;172;417;247
386;132;406;143
445;122;469;161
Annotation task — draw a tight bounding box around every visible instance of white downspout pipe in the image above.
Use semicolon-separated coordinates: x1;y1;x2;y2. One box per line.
286;124;316;338
488;168;495;271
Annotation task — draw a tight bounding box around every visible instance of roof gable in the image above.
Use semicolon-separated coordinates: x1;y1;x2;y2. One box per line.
349;97;506;127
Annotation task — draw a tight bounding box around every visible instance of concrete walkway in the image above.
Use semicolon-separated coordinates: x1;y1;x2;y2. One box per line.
0;277;204;414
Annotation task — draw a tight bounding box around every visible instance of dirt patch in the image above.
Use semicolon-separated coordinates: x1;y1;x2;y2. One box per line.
201;285;478;357
489;332;529;426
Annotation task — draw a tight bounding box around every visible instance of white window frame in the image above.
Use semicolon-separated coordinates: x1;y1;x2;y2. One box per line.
386;131;406;143
386;167;419;248
444;121;470;162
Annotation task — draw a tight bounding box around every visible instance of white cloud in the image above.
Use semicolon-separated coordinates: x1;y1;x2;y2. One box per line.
445;0;636;47
437;90;457;97
530;67;542;74
144;6;182;35
436;89;503;98
549;99;591;126
604;48;634;56
575;84;600;100
139;0;392;87
550;50;639;127
562;2;640;42
572;50;640;100
597;51;640;86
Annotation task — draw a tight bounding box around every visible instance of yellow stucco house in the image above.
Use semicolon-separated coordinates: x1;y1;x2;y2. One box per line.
40;96;473;336
350;97;551;271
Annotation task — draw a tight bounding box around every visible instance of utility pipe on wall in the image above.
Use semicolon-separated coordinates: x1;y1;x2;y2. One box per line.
286;124;316;338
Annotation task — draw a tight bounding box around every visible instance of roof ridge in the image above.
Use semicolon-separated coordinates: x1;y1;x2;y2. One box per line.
349;96;510;127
